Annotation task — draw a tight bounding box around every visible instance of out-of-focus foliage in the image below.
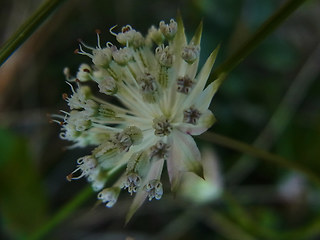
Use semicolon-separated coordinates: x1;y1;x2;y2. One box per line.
0;128;47;239
0;0;320;239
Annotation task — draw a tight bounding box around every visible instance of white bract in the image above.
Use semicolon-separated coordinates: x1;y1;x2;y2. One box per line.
54;15;221;222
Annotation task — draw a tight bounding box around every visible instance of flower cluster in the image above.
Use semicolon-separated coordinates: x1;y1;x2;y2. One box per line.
54;15;220;222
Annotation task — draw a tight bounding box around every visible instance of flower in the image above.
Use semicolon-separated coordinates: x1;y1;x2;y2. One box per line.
54;14;221;223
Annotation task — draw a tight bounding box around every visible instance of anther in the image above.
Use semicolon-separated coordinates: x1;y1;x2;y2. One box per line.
153;117;172;136
159;19;177;40
66;173;73;182
182;44;200;64
183;107;202;125
150;141;170;160
122;172;142;195
144;179;163;201
177;76;194;94
122;25;131;33
62;93;68;100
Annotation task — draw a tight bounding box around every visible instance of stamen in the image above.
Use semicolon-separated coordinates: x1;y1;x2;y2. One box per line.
150;141;170;160
182;44;200;64
97;76;117;95
122;172;142;195
98;187;120;207
147;25;164;45
155;45;174;67
66;155;97;181
78;38;95;51
92;47;112;67
77;44;94;58
177;76;194;94
183;107;202;125
122;25;132;33
109;25;118;37
159;19;178;40
111;47;132;65
138;73;158;103
144;179;163;201
95;29;102;49
112;126;143;152
62;93;68;100
76;64;92;82
153;116;172;136
65;81;76;94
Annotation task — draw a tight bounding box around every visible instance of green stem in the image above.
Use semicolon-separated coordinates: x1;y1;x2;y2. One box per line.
210;0;308;82
27;186;93;240
27;164;126;240
199;132;320;187
0;0;66;66
223;191;320;240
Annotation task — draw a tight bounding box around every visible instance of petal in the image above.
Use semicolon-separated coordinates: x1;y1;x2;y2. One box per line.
194;73;225;111
190;20;203;46
178;109;216;136
176;131;203;178
184;45;220;107
125;158;164;224
186;21;203;80
166;135;183;192
172;12;188;77
172;12;187;62
166;130;204;192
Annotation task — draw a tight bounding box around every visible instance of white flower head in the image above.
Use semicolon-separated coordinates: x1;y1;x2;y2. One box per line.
55;14;221;222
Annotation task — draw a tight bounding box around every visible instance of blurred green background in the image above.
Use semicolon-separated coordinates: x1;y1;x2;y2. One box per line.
0;0;320;239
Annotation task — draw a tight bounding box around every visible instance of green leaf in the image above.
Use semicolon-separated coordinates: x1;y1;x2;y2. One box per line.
0;128;47;238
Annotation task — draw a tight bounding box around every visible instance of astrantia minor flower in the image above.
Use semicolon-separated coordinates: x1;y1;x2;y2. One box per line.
54;14;221;222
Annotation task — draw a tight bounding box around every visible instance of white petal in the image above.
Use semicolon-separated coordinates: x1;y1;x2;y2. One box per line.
171;13;187;77
166;130;203;192
184;46;220;107
194;76;223;111
186;21;203;79
178;109;216;136
166;134;183;192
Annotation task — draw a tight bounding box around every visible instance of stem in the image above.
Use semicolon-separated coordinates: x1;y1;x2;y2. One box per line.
210;0;308;82
199;132;320;187
226;41;320;184
222;192;320;239
0;0;66;66
27;164;126;240
27;186;92;240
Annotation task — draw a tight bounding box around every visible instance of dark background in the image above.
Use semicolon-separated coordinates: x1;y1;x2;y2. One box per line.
0;0;320;239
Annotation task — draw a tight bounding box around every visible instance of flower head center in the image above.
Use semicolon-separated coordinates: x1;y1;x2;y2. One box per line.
153;116;172;137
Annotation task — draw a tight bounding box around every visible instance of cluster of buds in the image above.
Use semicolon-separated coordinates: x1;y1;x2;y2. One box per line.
54;14;221;222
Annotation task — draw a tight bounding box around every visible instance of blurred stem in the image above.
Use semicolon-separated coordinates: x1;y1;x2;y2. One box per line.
27;186;93;240
210;0;308;82
203;208;257;240
223;192;320;240
226;41;320;184
27;164;126;240
0;0;66;66
200;132;320;187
